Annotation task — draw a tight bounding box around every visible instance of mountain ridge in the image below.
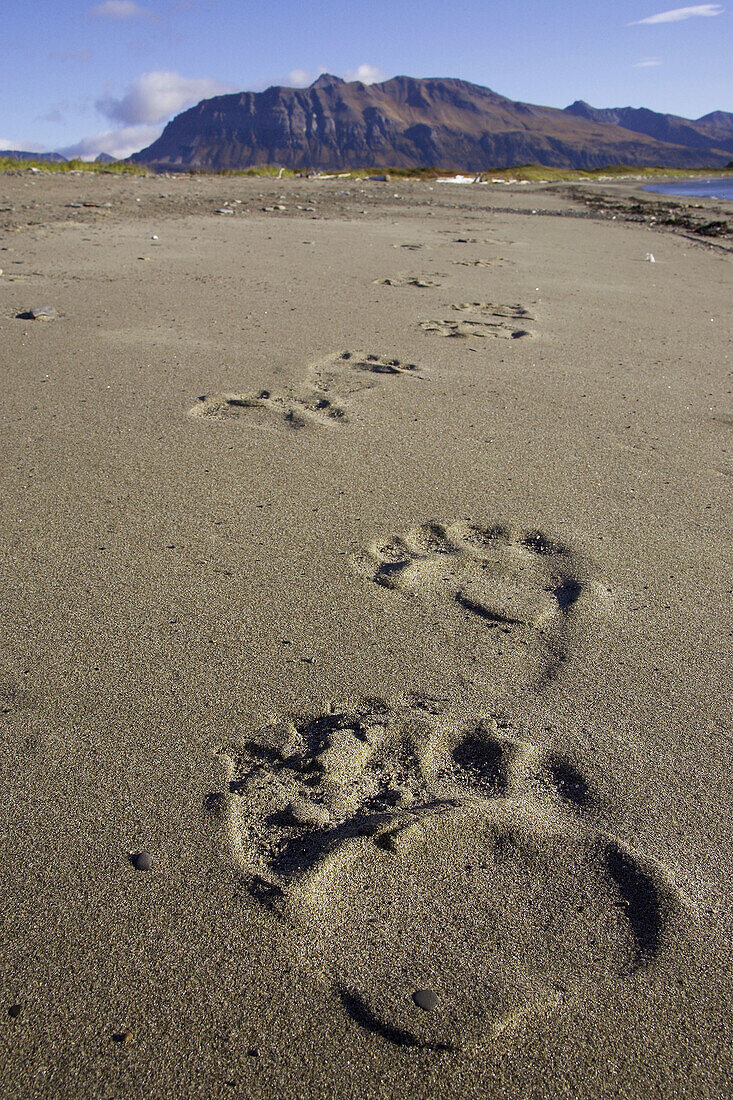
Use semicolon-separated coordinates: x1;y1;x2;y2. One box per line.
0;150;67;162
130;74;733;172
563;100;733;154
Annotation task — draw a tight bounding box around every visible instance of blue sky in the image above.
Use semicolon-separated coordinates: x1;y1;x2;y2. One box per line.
2;1;730;158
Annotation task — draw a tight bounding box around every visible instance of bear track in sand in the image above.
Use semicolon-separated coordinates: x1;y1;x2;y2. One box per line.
353;520;602;688
212;696;683;1052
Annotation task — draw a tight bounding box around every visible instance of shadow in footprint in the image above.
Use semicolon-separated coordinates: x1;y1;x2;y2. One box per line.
553;579;583;611
523;531;569;556
337;989;455;1053
605;841;664;963
269;798;457;878
547;756;594;809
455;592;522;627
247;874;286;918
270;813;388;878
452;733;507;793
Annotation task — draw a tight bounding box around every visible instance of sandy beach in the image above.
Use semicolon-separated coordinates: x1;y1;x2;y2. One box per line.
0;169;731;1098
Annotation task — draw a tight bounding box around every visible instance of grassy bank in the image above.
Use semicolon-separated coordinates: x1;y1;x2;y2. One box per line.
1;157;731;182
0;157;148;175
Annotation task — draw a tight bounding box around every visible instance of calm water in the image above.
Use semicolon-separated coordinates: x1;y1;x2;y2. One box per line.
643;178;733;200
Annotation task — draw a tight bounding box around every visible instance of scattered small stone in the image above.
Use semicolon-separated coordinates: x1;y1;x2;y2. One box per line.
8;1004;21;1019
215;208;234;215
131;851;153;871
412;989;439;1011
28;306;57;321
112;1031;134;1044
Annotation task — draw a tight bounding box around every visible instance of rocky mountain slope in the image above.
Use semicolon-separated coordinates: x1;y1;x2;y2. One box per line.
564;100;733;156
0;150;66;162
130;74;732;171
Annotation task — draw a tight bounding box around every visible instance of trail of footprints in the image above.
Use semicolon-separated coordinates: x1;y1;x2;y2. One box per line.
189;300;535;426
182;216;675;1052
188;351;421;429
213;696;681;1051
191;228;535;426
189;233;671;1051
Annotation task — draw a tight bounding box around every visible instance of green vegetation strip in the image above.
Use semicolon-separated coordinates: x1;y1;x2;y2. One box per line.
1;158;731;181
0;157;148;174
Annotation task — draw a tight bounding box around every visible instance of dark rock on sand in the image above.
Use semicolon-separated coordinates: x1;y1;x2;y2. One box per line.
412;989;439;1011
130;851;153;871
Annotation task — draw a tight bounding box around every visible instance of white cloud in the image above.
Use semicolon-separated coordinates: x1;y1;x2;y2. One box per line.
285;64;388;88
58;123;164;160
630;4;723;24
0;139;46;153
91;1;153;18
342;64;387;84
634;57;663;65
287;69;315;87
96;70;231;125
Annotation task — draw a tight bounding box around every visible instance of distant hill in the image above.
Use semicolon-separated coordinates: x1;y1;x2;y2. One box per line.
0;150;66;162
564;100;733;155
130;74;733;171
94;152;117;164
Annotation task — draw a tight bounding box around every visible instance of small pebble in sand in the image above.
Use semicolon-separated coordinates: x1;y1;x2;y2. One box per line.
131;851;153;871
8;1004;21;1018
412;989;439;1011
112;1031;134;1044
29;305;57;320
